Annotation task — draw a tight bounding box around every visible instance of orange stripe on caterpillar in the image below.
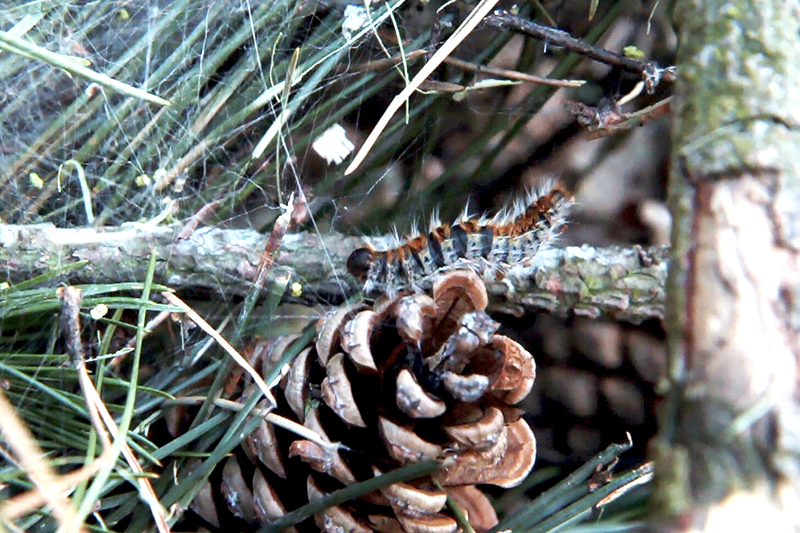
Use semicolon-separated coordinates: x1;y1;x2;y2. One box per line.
347;180;573;295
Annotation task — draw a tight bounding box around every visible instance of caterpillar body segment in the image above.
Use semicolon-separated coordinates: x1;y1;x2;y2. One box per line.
347;182;573;296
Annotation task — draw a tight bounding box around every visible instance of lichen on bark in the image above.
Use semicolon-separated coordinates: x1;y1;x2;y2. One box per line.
656;0;800;528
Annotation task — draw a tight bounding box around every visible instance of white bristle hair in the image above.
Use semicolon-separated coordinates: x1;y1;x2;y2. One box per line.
350;179;573;295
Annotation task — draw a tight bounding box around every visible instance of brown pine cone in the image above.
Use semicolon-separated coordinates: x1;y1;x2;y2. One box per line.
517;313;665;464
194;270;537;533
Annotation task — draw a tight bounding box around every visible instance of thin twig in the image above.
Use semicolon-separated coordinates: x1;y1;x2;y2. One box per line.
568;96;672;139
443;55;584;88
339;49;426;73
587;96;672;139
230;192;310;347
483;10;676;92
340;50;583;88
57;287;87;368
176;200;222;241
58;287;111;449
253;193;308;292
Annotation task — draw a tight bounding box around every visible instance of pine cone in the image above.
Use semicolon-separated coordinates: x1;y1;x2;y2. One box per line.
192;270;537;532
519;314;665;464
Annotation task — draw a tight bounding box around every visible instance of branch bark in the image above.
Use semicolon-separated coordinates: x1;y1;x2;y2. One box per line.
0;223;666;322
654;0;800;529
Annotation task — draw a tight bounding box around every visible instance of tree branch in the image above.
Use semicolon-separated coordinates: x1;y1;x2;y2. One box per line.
0;223;666;322
483;10;675;92
488;244;666;323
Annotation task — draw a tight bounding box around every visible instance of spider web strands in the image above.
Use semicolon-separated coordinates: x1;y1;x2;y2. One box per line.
0;1;290;224
247;0;409;112
100;0;408;221
2;0;428;230
0;0;197;195
0;29;170;106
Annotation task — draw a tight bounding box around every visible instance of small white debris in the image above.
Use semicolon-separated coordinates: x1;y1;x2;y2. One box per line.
291;282;303;297
312;123;355;165
90;304;109;320
29;172;43;189
341;5;370;41
84;82;102;97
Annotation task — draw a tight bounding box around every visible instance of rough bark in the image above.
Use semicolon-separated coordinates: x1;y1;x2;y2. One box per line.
0;223;667;322
653;0;800;530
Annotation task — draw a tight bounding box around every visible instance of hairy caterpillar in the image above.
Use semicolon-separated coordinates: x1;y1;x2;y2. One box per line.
347;181;574;295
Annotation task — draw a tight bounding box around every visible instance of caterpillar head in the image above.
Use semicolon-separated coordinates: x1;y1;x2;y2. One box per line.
346;247;374;281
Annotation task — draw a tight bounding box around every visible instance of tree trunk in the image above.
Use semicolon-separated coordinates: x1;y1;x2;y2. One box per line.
653;0;800;530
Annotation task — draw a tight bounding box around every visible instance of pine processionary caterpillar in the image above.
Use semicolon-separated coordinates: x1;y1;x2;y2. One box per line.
347;180;574;296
